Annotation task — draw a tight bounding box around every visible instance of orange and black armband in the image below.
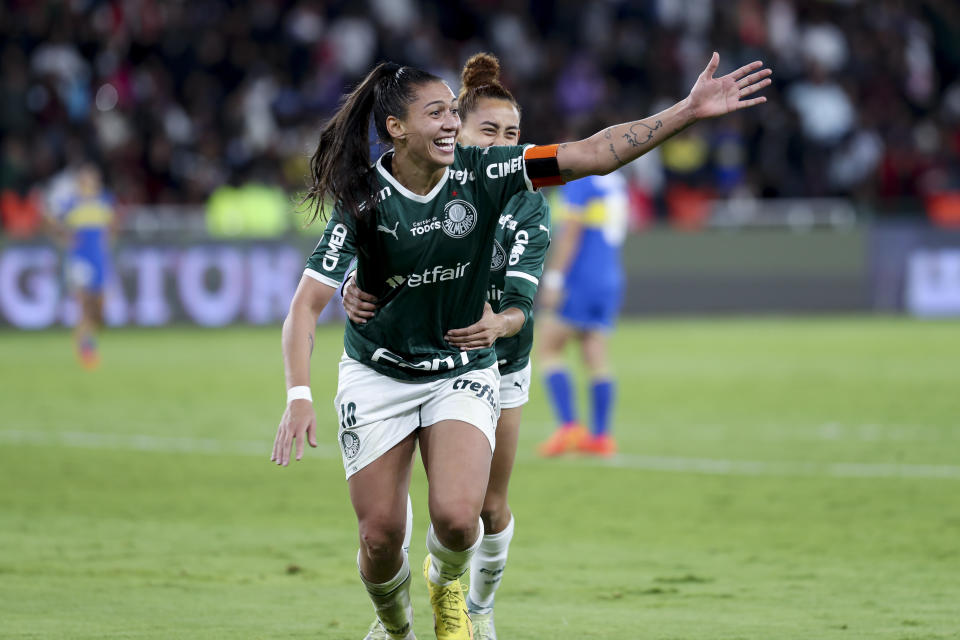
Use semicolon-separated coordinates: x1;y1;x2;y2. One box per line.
523;144;565;188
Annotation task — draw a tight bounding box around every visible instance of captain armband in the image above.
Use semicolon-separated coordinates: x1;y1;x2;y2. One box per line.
523;144;565;188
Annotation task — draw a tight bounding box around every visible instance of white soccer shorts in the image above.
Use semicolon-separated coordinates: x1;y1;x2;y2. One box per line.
334;354;500;478
498;360;532;409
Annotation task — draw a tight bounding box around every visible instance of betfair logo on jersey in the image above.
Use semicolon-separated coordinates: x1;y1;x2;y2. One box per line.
487;283;503;303
442;200;477;238
390;262;471;288
490;240;507;271
322;223;349;271
486;156;524;180
452;377;496;409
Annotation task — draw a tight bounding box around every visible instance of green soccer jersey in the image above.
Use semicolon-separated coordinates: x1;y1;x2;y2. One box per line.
305;144;535;381
488;191;551;375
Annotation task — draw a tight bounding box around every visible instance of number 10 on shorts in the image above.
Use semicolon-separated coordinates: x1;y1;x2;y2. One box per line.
340;402;357;428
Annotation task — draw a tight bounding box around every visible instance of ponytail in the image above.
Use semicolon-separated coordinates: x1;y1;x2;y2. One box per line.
304;62;442;226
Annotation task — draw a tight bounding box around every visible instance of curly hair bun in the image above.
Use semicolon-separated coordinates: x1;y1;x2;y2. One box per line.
461;53;501;90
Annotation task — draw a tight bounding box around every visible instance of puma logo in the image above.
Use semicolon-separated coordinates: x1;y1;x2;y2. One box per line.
513;381;523;389
377;221;399;239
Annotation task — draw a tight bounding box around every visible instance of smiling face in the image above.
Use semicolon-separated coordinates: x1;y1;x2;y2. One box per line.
387;80;461;169
458;97;520;148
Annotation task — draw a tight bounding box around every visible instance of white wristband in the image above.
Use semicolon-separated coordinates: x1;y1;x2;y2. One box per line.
287;386;312;404
542;270;564;290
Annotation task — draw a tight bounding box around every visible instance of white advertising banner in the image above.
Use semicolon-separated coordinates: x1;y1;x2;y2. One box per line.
0;243;345;328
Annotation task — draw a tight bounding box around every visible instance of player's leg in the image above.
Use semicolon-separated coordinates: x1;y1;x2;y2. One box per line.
75;290;102;369
349;433;418;640
337;358;426;639
418;365;498;639
419;419;491;639
579;329;617;456
468;403;521;639
537;314;587;456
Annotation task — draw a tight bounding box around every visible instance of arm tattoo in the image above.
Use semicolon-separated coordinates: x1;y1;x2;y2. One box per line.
308;334;314;357
603;128;612;140
560;168;576;182
608;143;624;166
623;119;663;148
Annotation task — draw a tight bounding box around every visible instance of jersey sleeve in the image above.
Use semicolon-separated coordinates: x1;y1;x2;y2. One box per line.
500;192;552;322
303;211;358;288
466;144;564;212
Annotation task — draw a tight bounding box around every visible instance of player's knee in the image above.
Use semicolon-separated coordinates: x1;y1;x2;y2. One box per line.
358;516;405;561
480;499;510;534
431;505;481;550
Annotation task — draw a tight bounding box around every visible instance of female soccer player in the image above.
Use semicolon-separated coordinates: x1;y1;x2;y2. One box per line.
47;164;116;369
537;167;630;458
342;53;550;640
271;53;771;640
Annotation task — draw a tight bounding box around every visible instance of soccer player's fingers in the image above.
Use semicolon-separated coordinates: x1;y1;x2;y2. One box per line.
739;77;772;98
736;68;772;89
355;289;379;303
307;417;318;449
277;423;294;466
346;307;374;322
729;60;764;81
445;325;478;339
271;425;282;462
735;95;768;110
700;51;720;78
295;429;305;461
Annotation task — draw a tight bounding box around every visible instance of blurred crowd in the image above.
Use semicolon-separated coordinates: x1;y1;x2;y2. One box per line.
3;0;960;237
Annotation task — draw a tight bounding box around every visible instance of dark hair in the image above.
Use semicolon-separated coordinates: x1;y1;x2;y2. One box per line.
457;53;520;122
304;62;442;226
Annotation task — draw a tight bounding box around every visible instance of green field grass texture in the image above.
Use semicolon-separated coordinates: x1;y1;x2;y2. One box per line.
1;318;958;639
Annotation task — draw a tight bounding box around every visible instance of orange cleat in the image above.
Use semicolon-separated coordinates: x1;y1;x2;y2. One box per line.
76;338;100;370
578;434;617;457
538;424;589;457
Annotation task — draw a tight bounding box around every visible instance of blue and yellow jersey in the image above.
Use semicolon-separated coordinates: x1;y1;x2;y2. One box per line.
55;193;115;254
556;172;628;289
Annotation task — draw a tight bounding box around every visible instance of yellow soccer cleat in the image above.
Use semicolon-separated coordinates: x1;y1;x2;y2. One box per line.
423;556;473;640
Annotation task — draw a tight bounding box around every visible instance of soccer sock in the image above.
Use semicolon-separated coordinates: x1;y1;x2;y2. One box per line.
358;552;414;640
544;368;577;426
468;514;515;612
402;494;413;557
590;378;615;437
426;520;484;586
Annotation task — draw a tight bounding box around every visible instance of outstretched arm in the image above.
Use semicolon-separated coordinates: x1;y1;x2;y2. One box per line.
556;53;771;181
271;276;336;466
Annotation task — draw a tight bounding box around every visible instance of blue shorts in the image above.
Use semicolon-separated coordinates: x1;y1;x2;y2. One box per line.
66;248;107;292
559;277;623;331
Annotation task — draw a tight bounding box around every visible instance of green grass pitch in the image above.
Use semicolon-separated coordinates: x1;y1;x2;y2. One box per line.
1;317;958;639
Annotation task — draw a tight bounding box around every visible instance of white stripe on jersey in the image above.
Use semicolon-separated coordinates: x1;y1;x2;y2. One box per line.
303;268;341;289
506;270;539;285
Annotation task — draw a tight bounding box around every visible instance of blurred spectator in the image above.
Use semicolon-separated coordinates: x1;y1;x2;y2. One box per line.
1;0;959;234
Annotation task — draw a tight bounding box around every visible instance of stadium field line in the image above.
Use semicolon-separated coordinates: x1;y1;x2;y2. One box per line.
2;428;958;480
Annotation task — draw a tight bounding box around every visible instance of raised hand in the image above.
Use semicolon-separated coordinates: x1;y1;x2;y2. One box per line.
687;52;772;120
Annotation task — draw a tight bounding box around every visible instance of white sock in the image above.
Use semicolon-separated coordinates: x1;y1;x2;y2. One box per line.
425;519;484;586
468;515;515;612
402;494;413;557
358;552;413;640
